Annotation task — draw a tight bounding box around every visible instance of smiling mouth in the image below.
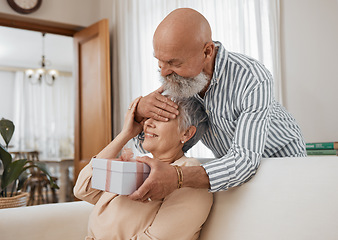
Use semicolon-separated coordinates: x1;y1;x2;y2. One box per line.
145;133;158;138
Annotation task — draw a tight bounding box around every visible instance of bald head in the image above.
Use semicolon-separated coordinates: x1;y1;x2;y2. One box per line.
154;8;212;52
153;8;216;80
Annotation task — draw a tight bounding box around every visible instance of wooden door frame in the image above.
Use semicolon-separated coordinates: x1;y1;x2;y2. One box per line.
1;14;113;186
0;12;83;36
0;13;85;188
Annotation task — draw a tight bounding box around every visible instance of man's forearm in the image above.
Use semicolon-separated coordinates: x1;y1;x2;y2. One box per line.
181;166;210;189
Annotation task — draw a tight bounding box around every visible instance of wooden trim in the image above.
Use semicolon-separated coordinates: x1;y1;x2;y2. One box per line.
73;19;111;181
0;12;83;36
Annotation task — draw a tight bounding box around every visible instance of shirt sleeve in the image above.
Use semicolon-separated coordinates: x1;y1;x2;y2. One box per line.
73;159;116;205
202;75;273;192
130;188;213;240
133;132;149;154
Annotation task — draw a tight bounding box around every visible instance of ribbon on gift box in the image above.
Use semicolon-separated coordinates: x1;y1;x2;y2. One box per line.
105;160;112;192
136;162;144;189
104;148;135;192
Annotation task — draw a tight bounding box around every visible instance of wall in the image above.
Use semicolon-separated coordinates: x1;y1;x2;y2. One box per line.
0;0;105;27
1;0;336;143
0;71;15;120
280;0;338;142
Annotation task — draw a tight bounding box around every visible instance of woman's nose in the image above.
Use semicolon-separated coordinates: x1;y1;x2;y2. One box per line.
144;118;155;128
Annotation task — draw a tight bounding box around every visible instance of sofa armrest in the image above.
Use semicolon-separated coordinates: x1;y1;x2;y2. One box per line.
0;201;93;240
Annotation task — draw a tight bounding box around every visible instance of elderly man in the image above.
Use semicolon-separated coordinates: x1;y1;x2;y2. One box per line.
129;8;306;202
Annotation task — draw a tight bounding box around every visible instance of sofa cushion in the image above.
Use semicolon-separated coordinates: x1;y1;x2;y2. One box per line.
0;201;93;240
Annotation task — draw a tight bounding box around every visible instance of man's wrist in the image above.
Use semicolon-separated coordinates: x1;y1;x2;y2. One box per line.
181;166;210;189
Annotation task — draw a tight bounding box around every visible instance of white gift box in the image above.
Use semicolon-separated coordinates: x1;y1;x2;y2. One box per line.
92;158;150;195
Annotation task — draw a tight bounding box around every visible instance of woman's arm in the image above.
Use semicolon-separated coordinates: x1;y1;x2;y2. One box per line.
97;96;145;159
74;97;144;204
130;187;213;240
73;159;105;204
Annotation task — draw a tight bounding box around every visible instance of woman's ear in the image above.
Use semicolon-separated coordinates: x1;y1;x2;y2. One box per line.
181;126;197;143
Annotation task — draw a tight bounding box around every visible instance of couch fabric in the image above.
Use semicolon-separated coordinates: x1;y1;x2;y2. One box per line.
0;156;337;240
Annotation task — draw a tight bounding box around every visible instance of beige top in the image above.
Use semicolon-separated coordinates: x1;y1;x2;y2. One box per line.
74;156;213;240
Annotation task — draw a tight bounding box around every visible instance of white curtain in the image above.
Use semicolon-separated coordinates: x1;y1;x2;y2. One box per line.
12;71;74;158
111;0;281;157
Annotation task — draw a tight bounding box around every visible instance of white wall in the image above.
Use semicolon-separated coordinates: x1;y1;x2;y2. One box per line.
0;0;106;27
280;0;338;142
1;0;336;143
0;71;15;120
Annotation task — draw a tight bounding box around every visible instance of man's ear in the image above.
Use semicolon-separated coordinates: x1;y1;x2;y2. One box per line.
203;41;215;61
181;126;197;143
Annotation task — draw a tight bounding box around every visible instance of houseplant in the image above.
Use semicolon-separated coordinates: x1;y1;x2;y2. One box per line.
0;118;59;208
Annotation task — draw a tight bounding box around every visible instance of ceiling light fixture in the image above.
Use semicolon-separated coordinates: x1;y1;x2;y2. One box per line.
25;32;58;86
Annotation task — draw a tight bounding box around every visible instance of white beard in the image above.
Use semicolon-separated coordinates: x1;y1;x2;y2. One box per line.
160;71;209;98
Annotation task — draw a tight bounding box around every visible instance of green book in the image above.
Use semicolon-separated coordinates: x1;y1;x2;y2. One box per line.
306;149;338;155
306;142;338;150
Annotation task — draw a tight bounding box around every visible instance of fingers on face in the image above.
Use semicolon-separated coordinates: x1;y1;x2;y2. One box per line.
150;111;169;122
155;95;178;110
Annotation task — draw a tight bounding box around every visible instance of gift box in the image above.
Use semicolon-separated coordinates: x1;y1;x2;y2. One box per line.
92;158;150;195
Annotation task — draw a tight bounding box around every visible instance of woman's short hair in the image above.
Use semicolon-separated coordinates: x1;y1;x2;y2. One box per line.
174;97;209;152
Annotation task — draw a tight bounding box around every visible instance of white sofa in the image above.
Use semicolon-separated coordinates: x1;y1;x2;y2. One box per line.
1;156;338;240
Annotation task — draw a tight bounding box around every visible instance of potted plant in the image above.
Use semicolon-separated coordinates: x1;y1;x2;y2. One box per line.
0;118;59;208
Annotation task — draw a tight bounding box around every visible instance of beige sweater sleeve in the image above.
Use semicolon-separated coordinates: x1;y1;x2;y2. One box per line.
130;187;213;240
73;160;117;205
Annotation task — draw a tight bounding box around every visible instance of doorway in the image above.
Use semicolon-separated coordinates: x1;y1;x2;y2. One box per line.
0;25;76;203
0;26;75;158
0;17;112;204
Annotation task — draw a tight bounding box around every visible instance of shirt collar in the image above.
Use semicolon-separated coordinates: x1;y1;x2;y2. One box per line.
211;41;228;86
194;41;228;101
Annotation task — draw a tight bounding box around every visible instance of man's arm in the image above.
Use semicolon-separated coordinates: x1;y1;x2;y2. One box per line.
202;77;273;192
128;157;210;202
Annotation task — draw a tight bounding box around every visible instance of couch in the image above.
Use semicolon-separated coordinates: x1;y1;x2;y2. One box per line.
1;156;337;240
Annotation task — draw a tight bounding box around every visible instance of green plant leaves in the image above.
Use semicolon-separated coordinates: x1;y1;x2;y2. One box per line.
1;159;27;190
17;171;29;191
34;161;59;189
0;118;15;148
0;145;12;171
0;118;59;197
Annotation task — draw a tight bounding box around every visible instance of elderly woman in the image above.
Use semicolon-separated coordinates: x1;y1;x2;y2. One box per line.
74;96;212;240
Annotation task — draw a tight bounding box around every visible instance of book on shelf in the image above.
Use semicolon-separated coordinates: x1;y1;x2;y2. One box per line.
306;149;338;156
306;142;338;150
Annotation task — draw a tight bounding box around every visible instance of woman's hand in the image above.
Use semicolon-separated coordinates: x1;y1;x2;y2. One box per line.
121;96;145;139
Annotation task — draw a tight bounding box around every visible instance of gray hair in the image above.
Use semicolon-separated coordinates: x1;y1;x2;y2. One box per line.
174;97;209;152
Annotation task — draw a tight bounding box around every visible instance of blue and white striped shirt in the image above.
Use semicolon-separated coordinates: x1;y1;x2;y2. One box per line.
136;41;306;192
197;42;306;192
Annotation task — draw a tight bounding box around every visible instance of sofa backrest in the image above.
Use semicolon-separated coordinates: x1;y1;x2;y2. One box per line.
199;156;338;240
1;156;337;240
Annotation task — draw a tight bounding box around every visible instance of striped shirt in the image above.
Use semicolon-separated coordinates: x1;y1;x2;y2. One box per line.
136;41;306;192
